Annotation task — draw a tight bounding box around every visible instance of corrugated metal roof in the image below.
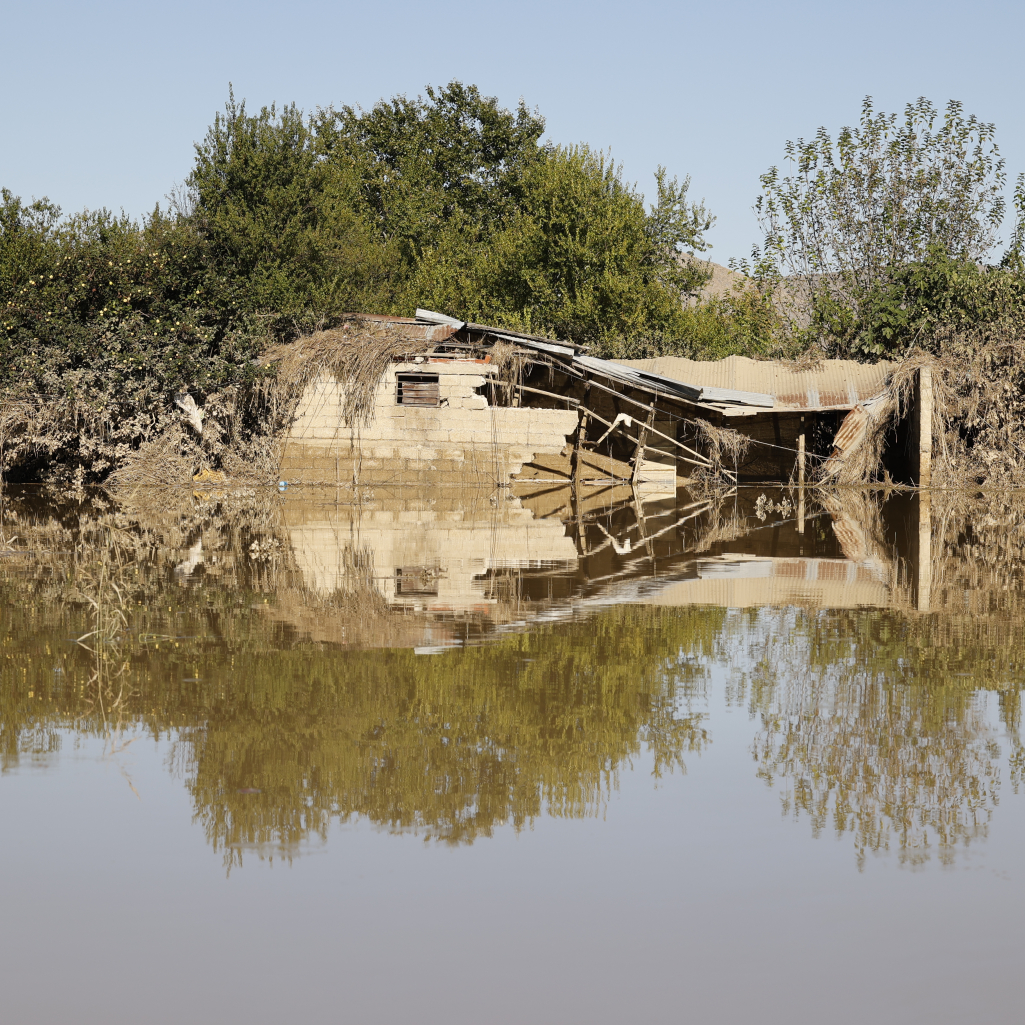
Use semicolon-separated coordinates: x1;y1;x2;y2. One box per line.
574;355;775;407
618;355;894;412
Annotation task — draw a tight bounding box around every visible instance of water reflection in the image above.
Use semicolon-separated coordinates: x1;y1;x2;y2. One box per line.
735;608;1002;867
1;483;1023;867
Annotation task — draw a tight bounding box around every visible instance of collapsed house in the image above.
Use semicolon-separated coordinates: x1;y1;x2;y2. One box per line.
277;310;932;488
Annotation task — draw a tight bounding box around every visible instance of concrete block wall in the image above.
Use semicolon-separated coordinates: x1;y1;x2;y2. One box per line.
279;362;579;484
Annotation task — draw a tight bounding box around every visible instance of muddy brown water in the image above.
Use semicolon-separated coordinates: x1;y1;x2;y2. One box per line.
1;483;1023;1024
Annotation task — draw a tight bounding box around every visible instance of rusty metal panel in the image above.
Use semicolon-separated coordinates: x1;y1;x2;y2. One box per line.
830;404;872;455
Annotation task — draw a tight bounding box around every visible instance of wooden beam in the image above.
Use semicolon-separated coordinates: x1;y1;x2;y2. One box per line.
577;404;713;470
917;491;931;611
494;381;580;406
916;365;933;488
632;407;655;484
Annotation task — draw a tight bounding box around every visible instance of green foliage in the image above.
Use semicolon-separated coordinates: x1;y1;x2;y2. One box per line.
752;96;1013;356
677;284;794;360
595;279;790;361
0;189;262;482
186;88;399;332
411;146;713;345
319;80;546;254
1;80;724;481
812;245;1025;357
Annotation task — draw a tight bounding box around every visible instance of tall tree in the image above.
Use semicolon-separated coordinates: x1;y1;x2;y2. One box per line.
753;97;1008;355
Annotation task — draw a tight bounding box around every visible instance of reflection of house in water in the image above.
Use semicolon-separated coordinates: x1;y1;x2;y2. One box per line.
281;487;577;616
551;486;921;614
641;554;894;610
273;484;931;648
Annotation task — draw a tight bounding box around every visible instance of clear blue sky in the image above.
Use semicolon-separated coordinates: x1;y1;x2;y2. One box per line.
3;0;1022;262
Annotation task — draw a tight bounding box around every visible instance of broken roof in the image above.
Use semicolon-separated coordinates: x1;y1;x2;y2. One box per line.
618;355;894;413
406;311;896;414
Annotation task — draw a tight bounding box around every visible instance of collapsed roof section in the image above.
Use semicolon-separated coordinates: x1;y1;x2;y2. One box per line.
409;309;892;416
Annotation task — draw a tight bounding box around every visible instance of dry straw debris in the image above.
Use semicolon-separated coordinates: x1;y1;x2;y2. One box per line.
261;317;441;430
688;419;750;491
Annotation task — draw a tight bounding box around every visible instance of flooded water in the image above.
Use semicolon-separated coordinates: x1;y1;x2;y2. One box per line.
2;482;1024;1024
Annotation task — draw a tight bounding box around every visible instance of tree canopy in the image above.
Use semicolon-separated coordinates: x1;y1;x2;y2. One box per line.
752;97;1019;356
183;81;714;344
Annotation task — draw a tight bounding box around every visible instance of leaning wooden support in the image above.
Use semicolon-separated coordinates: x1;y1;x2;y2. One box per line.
632;407;655;484
558;370;710;464
495;381;580;406
577;404;714;471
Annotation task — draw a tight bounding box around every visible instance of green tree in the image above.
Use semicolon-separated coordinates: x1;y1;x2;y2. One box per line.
753;97;1010;356
318;80;546;255
187;82;715;347
187;87;397;332
410;145;713;346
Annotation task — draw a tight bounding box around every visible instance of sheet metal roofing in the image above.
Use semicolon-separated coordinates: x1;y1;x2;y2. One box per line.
617;355;894;412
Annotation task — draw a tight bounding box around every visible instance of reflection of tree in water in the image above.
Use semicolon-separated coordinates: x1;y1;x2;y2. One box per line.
169;607;713;867
0;488;713;866
8;486;1025;870
732;607;1009;867
0;528;714;867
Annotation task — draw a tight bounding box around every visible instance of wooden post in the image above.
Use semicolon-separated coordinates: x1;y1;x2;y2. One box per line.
916;365;933;488
572;384;591;480
632;407;655;485
572;385;590;553
917;491;931;612
796;428;805;534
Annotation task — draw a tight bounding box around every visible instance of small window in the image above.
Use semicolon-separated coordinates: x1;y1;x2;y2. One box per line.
396;373;440;407
396;566;441;596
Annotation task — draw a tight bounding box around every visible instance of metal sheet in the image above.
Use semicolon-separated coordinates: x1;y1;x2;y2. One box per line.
575;356;703;400
576;356;774;407
617;354;893;412
501;336;577;357
695;385;775;407
415;308;466;330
